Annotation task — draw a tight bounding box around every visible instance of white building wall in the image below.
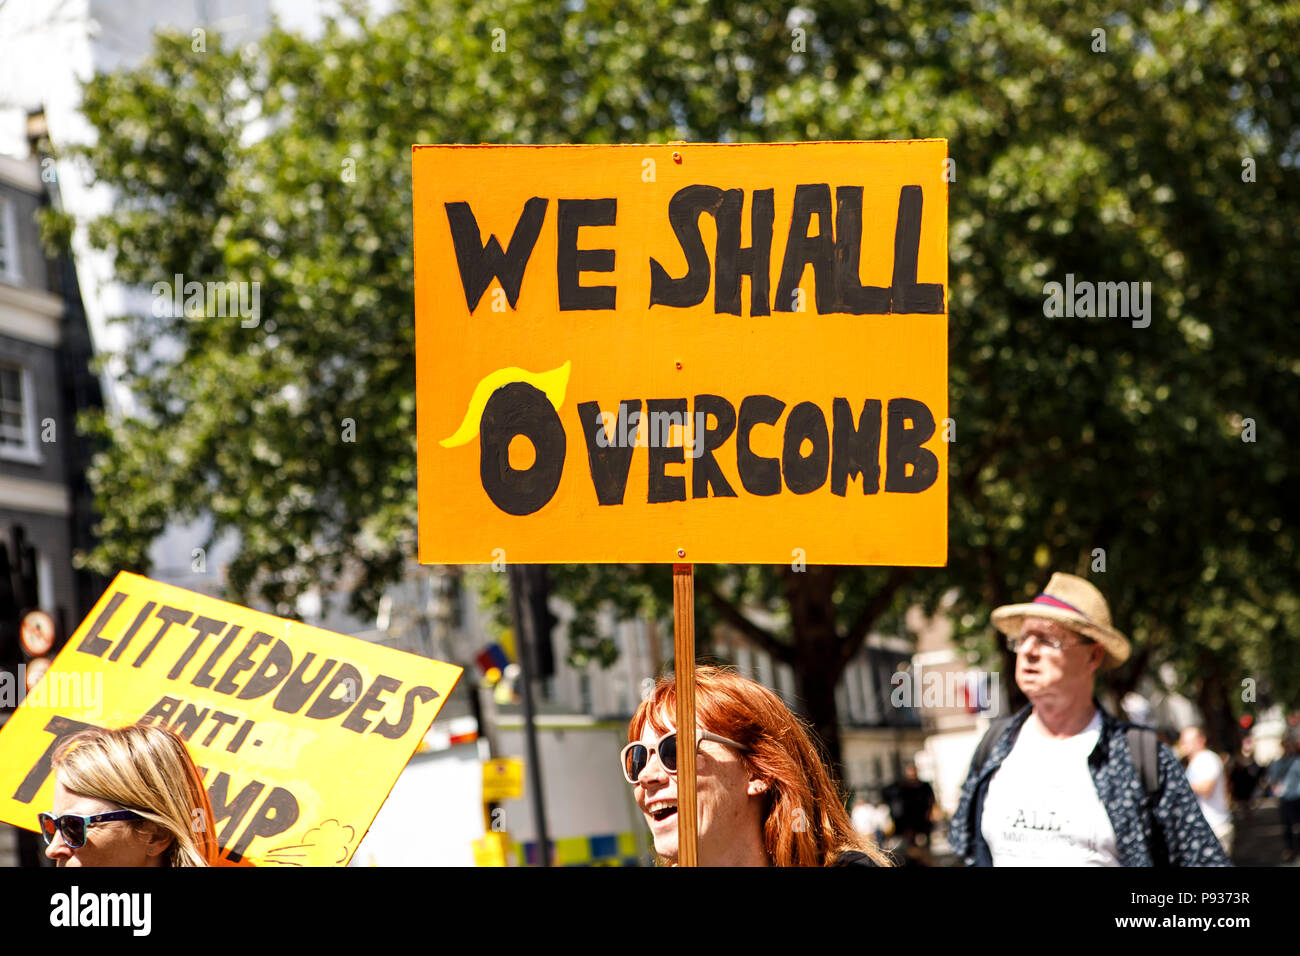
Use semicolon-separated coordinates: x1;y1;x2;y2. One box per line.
350;742;483;867
496;721;647;857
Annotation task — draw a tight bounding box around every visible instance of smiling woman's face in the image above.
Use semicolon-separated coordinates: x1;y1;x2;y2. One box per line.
44;780;167;868
632;721;766;865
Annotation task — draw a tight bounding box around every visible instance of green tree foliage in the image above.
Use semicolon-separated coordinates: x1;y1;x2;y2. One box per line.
71;0;1298;767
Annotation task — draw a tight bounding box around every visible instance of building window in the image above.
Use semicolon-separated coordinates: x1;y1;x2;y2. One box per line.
0;197;20;283
844;660;864;723
614;672;630;717
734;645;751;681
863;658;882;725
38;552;55;618
0;362;40;463
578;671;592;715
777;662;795;707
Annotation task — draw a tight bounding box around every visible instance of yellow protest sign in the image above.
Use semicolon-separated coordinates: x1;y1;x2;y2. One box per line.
482;757;524;802
0;572;462;866
413;140;948;566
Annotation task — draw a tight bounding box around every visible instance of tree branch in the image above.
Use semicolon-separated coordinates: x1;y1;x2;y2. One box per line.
700;581;794;665
840;567;913;670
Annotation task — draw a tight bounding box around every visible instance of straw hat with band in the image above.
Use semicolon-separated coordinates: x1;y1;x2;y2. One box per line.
991;572;1131;671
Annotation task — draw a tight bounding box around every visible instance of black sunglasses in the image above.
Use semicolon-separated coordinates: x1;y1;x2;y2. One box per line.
38;810;143;849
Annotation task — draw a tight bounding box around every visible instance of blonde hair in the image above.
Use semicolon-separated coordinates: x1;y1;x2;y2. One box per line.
630;666;892;866
53;723;219;867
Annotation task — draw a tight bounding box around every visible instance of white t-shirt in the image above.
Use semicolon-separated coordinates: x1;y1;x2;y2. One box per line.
980;711;1121;866
1185;750;1231;831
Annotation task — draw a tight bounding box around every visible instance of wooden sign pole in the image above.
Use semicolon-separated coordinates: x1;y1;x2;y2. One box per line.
672;563;698;867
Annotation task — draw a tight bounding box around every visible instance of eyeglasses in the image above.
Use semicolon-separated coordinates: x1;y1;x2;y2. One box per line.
1006;631;1095;654
38;810;143;849
620;728;748;784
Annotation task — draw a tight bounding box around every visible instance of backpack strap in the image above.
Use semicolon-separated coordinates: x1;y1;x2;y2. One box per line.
1126;726;1161;803
972;714;1016;776
1126;725;1168;866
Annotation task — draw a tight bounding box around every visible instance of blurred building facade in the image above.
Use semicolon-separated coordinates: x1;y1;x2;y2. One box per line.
0;137;104;671
0;131;105;867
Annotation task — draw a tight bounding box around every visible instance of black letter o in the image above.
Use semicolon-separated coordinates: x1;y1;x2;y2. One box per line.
479;382;566;516
781;401;830;494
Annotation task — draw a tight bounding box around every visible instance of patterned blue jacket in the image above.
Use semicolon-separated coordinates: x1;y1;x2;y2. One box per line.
948;702;1230;867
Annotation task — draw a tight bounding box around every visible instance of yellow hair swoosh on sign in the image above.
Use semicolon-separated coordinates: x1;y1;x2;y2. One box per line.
439;360;572;448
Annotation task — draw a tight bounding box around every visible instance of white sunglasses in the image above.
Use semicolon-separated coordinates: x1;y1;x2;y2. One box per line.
620;727;748;784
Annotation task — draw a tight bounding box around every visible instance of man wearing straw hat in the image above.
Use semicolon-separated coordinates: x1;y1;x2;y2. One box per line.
948;572;1229;866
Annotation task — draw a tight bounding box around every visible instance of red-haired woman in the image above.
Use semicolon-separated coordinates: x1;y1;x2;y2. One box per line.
623;665;892;866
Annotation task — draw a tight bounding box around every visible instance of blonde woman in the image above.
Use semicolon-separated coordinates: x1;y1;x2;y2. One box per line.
39;723;219;867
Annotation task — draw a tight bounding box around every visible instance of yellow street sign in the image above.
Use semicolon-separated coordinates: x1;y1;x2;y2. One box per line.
473;830;509;867
482;756;525;802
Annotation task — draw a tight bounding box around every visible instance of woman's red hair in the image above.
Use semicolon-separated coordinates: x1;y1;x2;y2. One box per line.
629;665;891;866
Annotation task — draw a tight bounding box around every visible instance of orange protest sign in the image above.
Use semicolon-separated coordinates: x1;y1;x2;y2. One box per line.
0;572;462;866
414;141;948;566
